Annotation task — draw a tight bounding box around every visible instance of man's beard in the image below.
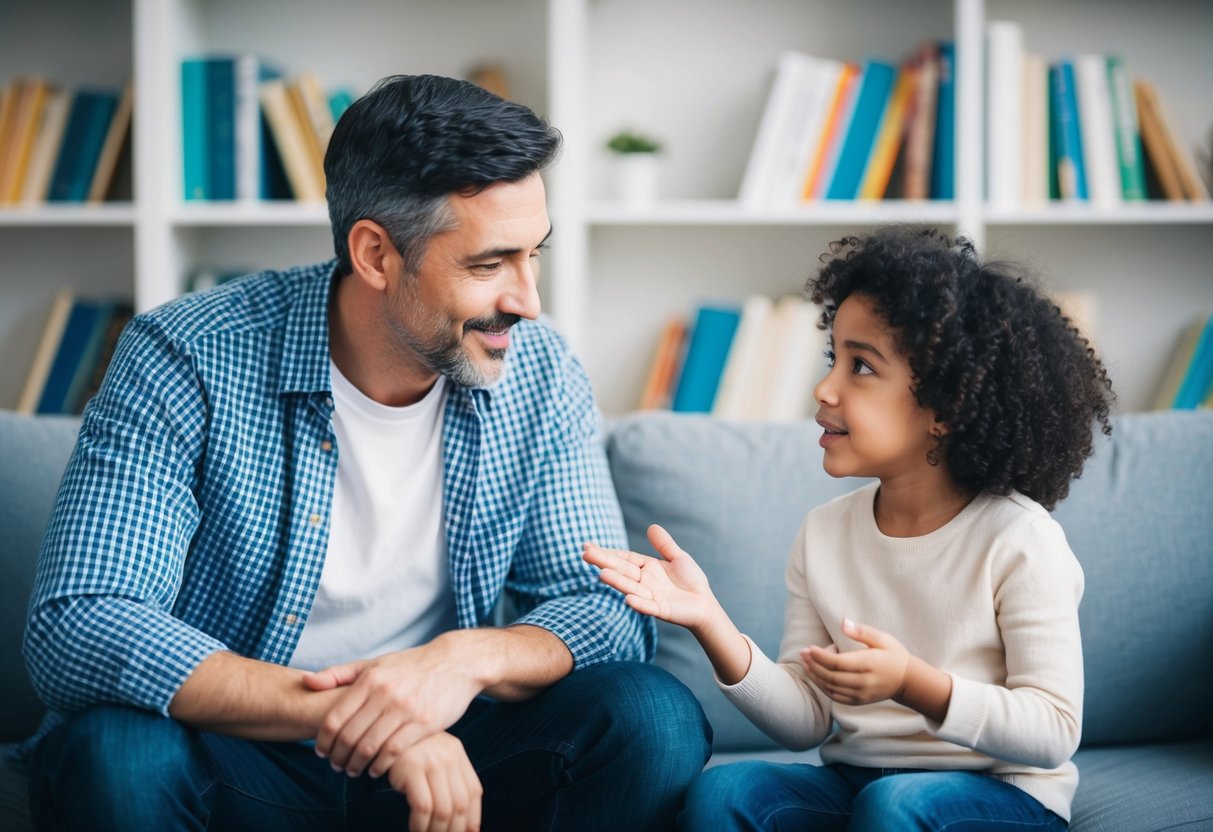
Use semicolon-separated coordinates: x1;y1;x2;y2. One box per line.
390;305;520;389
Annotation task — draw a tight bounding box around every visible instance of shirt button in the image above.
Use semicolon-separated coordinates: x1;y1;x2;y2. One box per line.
320;440;333;452
285;613;300;625
309;513;323;526
324;397;334;408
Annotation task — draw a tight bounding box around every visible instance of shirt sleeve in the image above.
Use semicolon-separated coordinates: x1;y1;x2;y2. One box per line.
930;520;1085;770
506;348;656;668
23;316;229;716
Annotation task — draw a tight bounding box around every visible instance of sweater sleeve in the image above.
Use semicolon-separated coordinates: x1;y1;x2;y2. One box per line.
717;520;835;751
931;519;1085;769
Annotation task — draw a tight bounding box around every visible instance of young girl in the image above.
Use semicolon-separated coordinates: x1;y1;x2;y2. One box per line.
584;227;1113;831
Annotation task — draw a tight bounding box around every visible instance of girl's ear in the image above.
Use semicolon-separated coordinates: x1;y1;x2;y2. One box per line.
930;419;949;437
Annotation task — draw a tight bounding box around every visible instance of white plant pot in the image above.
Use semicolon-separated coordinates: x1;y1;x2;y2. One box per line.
614;153;660;206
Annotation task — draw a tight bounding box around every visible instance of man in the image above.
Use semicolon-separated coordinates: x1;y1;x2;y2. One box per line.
23;75;710;831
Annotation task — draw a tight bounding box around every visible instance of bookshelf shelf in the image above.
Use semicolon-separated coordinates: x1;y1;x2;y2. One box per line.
168;202;330;227
0;205;137;227
984;204;1213;226
587;200;961;227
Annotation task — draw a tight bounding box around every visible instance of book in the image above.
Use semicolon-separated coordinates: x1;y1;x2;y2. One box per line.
0;81;20;198
858;59;915;200
181;59;210;199
0;78;49;203
712;295;773;419
260;77;326;201
47;88;120;202
1172;316;1213;410
825;58;896;200
34;299;105;414
73;302;134;412
637;316;688;411
801;62;860;200
234;55;283;200
1075;54;1121;207
1148;83;1209;201
931;41;956;200
739;52;815;207
15;289;74;414
86;81;133;203
1152;315;1211;409
1048;60;1087;201
1105;56;1147;201
671;305;741;413
1134;79;1184;200
1021;53;1050;204
985;21;1024;208
207;57;238;200
778;57;843;206
287;72;332;195
328;89;356;123
901;43;938;200
19;87;70;203
764;296;828;422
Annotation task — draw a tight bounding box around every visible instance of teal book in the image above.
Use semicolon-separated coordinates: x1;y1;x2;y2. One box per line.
671;306;741;413
826;59;896;200
47;90;119;202
931;41;955;200
36;299;103;413
182;59;209;200
207;57;238;200
1105;55;1147;201
329;88;356;123
1173;316;1213;410
1049;60;1087;200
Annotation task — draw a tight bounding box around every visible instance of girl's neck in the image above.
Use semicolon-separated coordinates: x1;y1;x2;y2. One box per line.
873;473;973;538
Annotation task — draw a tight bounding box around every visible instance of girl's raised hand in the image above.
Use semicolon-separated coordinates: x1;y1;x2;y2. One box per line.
582;524;717;632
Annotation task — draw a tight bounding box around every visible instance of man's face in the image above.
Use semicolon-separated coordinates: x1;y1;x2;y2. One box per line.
388;173;550;388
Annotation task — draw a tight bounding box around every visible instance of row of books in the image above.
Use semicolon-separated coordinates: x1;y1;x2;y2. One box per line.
1153;314;1213;411
986;21;1208;207
16;290;134;415
739;41;955;207
0;77;132;205
182;55;356;202
638;296;830;421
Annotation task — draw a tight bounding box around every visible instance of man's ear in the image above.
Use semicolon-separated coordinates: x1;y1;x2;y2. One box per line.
347;220;399;292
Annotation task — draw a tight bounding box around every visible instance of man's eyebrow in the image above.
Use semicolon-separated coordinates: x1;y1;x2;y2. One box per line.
468;225;553;261
842;339;888;363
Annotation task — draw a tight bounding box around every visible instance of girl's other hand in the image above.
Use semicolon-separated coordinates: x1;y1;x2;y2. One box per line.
799;617;911;706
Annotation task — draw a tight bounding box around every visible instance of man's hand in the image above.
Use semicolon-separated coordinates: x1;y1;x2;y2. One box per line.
304;636;482;777
387;731;482;832
800;617;952;723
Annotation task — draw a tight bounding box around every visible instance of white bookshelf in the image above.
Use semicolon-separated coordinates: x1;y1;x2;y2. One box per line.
1;0;1210;414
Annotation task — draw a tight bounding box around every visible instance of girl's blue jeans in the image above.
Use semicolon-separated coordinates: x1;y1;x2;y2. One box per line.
679;759;1068;831
28;661;710;831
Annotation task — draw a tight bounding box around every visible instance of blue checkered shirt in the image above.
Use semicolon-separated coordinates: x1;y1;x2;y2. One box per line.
24;260;652;724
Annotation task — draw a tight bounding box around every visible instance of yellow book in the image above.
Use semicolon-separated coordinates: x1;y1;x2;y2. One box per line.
857;63;915;200
2;78;49;203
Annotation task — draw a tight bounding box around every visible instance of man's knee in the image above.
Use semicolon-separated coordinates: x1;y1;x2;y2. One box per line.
30;706;208;829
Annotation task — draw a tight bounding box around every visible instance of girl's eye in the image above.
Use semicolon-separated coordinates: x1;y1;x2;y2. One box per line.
823;349;835;368
852;357;874;375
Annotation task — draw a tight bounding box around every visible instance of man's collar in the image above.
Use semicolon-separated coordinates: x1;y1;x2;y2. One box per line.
278;260;338;396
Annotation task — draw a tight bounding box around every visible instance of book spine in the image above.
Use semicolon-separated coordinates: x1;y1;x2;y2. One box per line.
801;63;859;200
931;41;955;200
1105;56;1147;201
1049;61;1088;201
901;44;938;201
1174;318;1213;409
207;58;237;201
858;62;914;200
826;59;896;200
1075;54;1120;207
986;21;1024;208
36;300;100;414
181;60;209;200
671;307;741;413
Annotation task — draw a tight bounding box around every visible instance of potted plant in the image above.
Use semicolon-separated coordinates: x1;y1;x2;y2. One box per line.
606;129;662;206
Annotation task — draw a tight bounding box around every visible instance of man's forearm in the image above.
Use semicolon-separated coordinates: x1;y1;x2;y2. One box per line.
451;624;574;701
169;650;342;740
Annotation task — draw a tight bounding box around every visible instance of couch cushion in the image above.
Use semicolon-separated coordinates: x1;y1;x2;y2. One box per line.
608;410;1213;754
1069;739;1213;831
1053;411;1213;746
608;413;864;752
0;413;81;743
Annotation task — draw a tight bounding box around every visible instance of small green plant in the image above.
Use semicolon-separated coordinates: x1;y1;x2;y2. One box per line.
606;130;661;154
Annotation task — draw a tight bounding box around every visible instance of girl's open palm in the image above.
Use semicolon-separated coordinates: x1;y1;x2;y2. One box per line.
582;524;716;631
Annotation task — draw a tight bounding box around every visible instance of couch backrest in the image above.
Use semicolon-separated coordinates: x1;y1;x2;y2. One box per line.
0;412;82;742
607;411;1213;753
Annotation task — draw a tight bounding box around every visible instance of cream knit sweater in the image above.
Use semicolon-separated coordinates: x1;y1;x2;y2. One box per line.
719;482;1084;821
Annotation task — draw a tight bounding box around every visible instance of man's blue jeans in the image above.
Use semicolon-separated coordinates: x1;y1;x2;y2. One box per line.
679;760;1068;831
29;661;711;831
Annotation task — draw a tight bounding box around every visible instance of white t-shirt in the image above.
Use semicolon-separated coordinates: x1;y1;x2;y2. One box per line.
289;361;457;671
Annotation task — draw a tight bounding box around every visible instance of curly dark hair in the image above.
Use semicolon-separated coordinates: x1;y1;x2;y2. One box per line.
806;226;1114;510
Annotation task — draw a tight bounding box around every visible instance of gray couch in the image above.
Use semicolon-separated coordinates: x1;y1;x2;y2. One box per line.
2;409;1211;830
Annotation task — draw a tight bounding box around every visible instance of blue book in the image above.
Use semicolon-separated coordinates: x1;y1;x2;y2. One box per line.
826;59;896;200
931;41;955;200
207;57;238;200
1173;316;1213;410
47;90;120;202
36;300;103;414
671;306;741;413
182;59;209;199
1049;60;1088;200
329;88;356;123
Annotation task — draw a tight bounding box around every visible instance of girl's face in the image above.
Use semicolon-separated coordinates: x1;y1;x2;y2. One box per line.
812;293;942;483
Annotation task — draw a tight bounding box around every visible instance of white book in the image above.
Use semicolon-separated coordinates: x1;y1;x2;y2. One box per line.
770;56;841;206
713;295;773;419
1075;54;1122;207
765;296;827;422
19;87;70;204
739;52;814;207
235;55;262;201
1021;53;1049;205
986;20;1024;208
